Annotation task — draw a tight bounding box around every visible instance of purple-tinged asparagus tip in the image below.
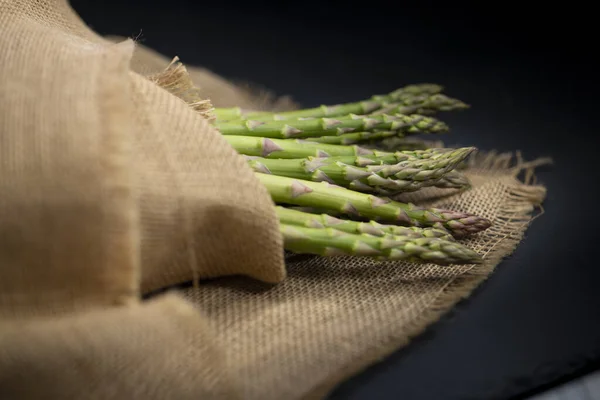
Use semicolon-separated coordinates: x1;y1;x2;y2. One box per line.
305;158;329;172
356;156;376;166
281;124;302;137
424;211;445;223
290;181;313;198
262;138;283;157
322;118;343;129
341;202;360;216
397;209;412;224
253;162;271;174
438;209;492;237
370;196;391;208
313;170;335;184
356;147;373;155
307;220;325;229
324;215;344;225
247;120;265;129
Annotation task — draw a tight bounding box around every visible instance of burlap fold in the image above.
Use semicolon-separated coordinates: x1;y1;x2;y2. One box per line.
1;0;282;397
0;1;549;399
0;294;241;399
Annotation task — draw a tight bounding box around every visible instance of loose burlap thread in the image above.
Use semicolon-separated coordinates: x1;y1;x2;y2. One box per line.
0;1;549;399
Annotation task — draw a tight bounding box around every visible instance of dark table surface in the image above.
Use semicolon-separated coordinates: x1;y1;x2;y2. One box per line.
70;1;599;398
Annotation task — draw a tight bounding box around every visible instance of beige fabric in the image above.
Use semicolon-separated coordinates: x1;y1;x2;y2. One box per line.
0;294;241;399
0;1;549;399
1;0;281;397
128;69;285;291
0;3;138;318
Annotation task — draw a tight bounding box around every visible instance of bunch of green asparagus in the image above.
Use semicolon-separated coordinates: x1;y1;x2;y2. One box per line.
211;84;491;266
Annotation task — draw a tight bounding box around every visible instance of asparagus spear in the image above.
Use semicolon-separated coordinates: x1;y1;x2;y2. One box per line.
307;148;461;167
306;130;398;145
215;92;460;123
371;93;469;116
225;135;454;160
364;137;446;152
371;83;444;103
281;224;482;265
224;135;381;158
215;113;448;139
257;174;491;237
276;206;454;241
214;83;444;121
246;147;474;194
305;95;467;147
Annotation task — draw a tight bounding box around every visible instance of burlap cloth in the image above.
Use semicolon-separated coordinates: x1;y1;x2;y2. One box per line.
0;1;550;398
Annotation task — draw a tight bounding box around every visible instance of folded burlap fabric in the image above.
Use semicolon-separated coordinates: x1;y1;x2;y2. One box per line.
0;1;549;399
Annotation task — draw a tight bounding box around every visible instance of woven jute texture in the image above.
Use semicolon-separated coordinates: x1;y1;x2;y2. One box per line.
0;1;549;399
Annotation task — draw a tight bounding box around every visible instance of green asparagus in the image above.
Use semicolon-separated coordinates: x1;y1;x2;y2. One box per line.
226;134;461;161
306;130;398;145
216;113;448;139
265;95;467;146
257;173;491;237
281;224;482;265
277;206;454;241
219;93;466;123
214;83;444;121
363;137;446;152
247;147;474;194
372;83;444;103
371;93;469;116
224;135;381;158
305;148;461;167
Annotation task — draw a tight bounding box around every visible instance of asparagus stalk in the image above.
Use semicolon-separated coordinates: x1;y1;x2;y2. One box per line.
306;130;398;145
304;95;466;147
216;92;462;123
371;93;469;116
257;173;491;237
225;135;455;160
276;206;454;241
246;147;474;194
215;113;448;139
308;148;461;167
281;224;482;265
371;83;444;103
363;137;446;152
224;135;382;158
214;84;444;121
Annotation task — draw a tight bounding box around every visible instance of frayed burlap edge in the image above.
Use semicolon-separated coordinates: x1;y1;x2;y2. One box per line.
146;56;216;121
306;151;552;400
118;35;300;113
144;55;300;119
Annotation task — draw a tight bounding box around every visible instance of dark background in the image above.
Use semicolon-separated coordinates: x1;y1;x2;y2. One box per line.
69;1;599;398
